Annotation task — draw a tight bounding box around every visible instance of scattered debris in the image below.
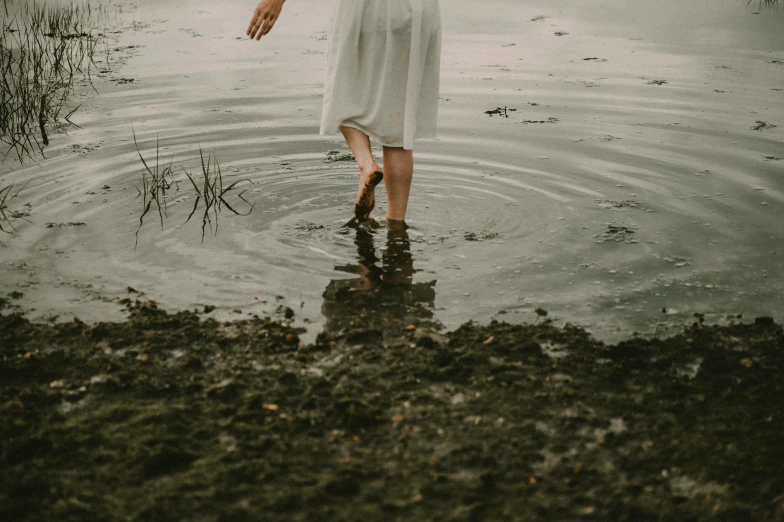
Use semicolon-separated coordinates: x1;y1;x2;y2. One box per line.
752;120;777;131
522;117;560;124
323;150;355;163
45;222;86;228
595;199;639;209
485;106;517;118
596;224;637;244
464;230;500;241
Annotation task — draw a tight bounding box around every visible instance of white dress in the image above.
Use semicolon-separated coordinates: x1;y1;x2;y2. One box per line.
319;0;442;150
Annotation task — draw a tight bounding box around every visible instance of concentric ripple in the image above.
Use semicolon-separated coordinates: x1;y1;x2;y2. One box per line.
1;0;782;342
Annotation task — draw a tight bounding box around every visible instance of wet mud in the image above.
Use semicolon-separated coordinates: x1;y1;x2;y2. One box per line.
2;302;783;521
353;171;383;222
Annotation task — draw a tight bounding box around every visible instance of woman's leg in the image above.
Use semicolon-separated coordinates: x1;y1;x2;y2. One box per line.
340;126;383;220
382;146;414;222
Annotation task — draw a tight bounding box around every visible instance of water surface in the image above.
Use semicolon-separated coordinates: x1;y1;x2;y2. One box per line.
1;0;782;342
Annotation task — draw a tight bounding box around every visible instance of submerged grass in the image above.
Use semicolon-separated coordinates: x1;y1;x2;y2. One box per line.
132;130;176;249
0;181;29;233
748;0;779;9
133;134;254;247
1;1;111;162
183;148;254;242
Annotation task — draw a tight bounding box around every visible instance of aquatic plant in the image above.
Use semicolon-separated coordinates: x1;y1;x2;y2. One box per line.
183;148;254;242
133;134;254;246
0;1;108;161
133;130;176;248
748;0;779;9
0;181;29;233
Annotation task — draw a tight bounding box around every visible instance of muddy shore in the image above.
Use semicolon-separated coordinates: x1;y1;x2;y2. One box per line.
1;301;782;521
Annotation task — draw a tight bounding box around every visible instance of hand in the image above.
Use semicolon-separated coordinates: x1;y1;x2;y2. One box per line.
247;0;285;40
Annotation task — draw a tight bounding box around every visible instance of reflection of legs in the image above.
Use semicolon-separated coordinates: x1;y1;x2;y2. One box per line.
354;227;381;291
382;223;414;285
382;146;414;222
340;126;383;220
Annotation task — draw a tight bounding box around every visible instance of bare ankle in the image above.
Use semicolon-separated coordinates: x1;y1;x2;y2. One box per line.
359;163;382;177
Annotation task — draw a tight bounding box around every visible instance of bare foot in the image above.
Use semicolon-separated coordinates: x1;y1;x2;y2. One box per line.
354;170;384;221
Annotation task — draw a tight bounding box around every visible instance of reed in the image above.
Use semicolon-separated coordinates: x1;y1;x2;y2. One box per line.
1;1;107;161
0;181;29;233
133;134;254;246
132;129;176;248
183;147;254;242
748;0;779;9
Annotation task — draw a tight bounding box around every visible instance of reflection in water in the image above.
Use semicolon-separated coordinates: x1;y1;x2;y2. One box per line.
2;0;782;338
321;225;436;334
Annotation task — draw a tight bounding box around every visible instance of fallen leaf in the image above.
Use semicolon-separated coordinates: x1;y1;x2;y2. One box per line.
405;324;416;330
263;403;279;411
140;353;149;362
739;358;752;368
528;475;537;485
392;414;405;422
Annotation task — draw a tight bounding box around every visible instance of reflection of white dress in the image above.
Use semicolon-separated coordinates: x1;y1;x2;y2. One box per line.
319;0;442;150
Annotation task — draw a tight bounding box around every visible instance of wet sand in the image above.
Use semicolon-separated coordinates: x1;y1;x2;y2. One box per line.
2;302;783;520
2;2;784;518
0;0;781;343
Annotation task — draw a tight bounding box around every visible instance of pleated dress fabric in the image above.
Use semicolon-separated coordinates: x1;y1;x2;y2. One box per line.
319;0;442;150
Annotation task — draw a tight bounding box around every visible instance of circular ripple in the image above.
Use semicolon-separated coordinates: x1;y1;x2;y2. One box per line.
2;0;782;341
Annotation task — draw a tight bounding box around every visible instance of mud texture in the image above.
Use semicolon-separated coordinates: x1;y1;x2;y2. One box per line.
1;303;783;521
354;170;384;222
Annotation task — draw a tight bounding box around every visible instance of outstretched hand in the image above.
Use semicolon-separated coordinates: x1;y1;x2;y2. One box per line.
247;0;285;40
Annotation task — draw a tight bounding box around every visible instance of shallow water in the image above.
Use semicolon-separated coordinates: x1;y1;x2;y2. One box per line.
1;0;782;342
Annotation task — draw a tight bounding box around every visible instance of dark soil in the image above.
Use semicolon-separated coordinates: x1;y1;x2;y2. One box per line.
1;302;783;521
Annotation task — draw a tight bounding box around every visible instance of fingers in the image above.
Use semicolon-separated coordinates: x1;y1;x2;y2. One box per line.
246;7;261;36
249;19;262;39
250;17;275;40
247;9;278;40
262;15;277;37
